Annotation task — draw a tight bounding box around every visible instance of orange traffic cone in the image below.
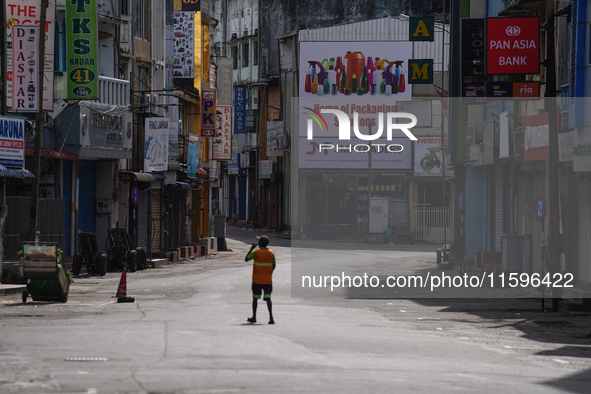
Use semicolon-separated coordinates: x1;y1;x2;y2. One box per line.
113;269;135;303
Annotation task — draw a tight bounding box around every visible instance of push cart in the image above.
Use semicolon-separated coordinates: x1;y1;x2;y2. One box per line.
74;232;108;276
107;229;146;272
21;242;71;303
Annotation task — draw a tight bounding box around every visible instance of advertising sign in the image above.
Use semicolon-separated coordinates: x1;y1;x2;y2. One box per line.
201;90;216;137
267;121;284;156
486;17;540;75
188;142;197;177
485;81;540;98
11;25;39;112
409;17;434;42
259;160;272;179
414;138;443;176
168;96;179;159
6;0;55;111
0;116;25;168
181;0;210;14
173;12;194;78
523;111;561;161
299;41;412;99
228;153;239;175
213;106;232;160
144;117;169;172
234;87;246;134
217;57;233;106
461;19;490;100
66;0;98;99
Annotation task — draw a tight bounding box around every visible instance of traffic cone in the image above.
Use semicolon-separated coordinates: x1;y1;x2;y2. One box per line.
113;269;135;303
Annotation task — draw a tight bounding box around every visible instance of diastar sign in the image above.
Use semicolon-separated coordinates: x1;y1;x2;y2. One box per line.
486;17;540;75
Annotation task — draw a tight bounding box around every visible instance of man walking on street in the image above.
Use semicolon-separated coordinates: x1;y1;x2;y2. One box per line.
245;235;275;324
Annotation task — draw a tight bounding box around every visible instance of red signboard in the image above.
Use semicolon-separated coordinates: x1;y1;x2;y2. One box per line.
486;17;540;75
201;90;216;137
523;111;561;162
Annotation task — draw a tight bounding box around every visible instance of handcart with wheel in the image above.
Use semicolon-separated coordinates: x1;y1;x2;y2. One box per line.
74;232;108;276
107;229;146;272
21;242;71;303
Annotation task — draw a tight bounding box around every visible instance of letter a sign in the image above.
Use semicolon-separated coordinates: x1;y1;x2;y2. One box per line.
409;17;434;42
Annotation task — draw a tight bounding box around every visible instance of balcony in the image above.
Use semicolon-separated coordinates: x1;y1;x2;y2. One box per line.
81;76;130;107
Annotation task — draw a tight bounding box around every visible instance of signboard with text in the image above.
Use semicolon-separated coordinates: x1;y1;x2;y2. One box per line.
0;116;25;168
201;90;216;137
461;19;490;100
217;57;233;106
144;117;169;172
234;87;246;134
6;0;55;111
11;25;39;112
66;0;98;99
485;81;540;98
213;106;232;160
486;17;540;75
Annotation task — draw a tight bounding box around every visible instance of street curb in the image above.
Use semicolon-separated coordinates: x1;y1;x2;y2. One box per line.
0;285;27;295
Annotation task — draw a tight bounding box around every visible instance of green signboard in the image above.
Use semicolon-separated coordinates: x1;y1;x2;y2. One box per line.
66;0;98;99
409;17;434;42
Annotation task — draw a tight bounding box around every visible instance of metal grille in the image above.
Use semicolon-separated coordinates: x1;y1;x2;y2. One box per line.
151;188;162;253
138;190;150;249
411;204;451;243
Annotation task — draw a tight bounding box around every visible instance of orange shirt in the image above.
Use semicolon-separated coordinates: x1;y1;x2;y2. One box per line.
247;248;276;284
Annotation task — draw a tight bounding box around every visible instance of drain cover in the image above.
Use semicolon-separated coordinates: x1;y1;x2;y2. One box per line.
65;357;109;362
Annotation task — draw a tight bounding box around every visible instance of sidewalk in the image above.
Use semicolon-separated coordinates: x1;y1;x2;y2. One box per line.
0;284;26;294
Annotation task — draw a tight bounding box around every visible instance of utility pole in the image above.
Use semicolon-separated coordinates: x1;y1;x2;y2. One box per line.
1;0;7;115
545;2;561;311
28;0;48;241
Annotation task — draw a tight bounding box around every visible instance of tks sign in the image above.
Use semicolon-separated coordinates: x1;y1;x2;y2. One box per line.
486;17;540;75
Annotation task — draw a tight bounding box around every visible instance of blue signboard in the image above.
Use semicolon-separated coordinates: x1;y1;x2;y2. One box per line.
188;143;197;177
234;87;246;134
534;195;546;222
0;116;25;168
228;153;240;174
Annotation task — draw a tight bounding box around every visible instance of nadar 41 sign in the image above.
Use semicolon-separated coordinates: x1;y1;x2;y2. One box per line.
486;17;540;75
66;0;98;99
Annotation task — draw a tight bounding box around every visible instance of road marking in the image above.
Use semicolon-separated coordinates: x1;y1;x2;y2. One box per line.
553;359;569;364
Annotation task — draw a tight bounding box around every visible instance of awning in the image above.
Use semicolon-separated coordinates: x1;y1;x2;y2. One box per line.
119;171;156;183
0;165;35;178
150;172;166;180
167;161;182;171
25;148;79;161
176;181;192;190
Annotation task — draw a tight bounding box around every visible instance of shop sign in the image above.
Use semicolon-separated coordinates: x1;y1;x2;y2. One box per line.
409;17;434;42
0;116;25;168
523;111;561;161
486;17;540;75
267;121;284;156
181;0;209;14
173;12;194;78
485;81;540;98
573;143;591;156
259;160;272;179
66;0;98;99
11;25;39;112
461;19;490;100
408;59;433;84
213;106;232;160
228;153;239;175
144;117;169;172
201;90;216;137
188;142;197;177
217;57;233;106
6;0;55;111
234;87;246;134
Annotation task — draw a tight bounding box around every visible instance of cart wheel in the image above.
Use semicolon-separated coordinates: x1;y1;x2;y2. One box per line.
72;252;82;276
22;291;28;304
127;250;137;272
61;291;68;303
135;248;147;271
98;254;108;276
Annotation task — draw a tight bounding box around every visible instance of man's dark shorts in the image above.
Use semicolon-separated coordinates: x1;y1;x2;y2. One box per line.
252;283;273;299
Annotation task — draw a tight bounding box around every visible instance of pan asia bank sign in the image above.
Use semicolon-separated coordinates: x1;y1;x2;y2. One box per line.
486;17;540;75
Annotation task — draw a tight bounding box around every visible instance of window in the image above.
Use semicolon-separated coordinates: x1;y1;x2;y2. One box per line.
133;0;150;39
242;42;249;68
231;46;238;70
121;0;129;16
253;41;258;66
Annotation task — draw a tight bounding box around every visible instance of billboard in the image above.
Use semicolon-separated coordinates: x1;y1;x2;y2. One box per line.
66;0;98;99
144;118;169;172
414;138;444;176
0;116;25;168
11;25;39;112
5;0;55;111
173;12;194;78
299;42;412;99
201;90;216;137
486;17;540;75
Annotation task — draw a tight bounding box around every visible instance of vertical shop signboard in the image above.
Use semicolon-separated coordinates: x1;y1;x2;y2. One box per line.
234;87;246;134
66;0;98;99
461;19;490;100
213;106;232;160
11;25;39;112
201;90;216;137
